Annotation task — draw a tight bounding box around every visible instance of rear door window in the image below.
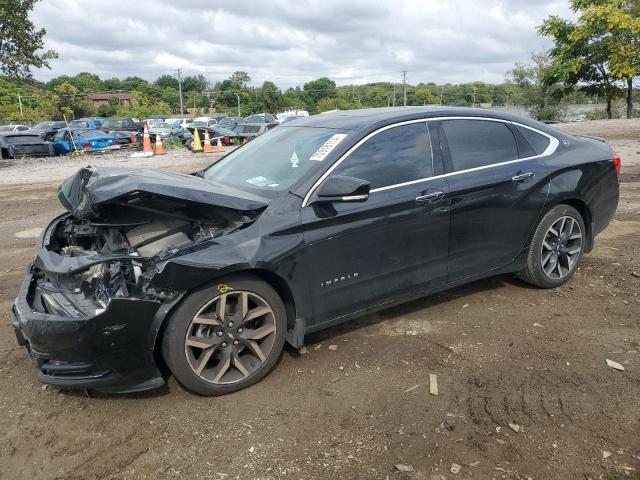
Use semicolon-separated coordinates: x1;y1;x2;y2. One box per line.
442;119;518;172
331;122;433;190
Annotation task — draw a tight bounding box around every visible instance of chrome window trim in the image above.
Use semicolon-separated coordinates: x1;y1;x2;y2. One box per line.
302;116;559;207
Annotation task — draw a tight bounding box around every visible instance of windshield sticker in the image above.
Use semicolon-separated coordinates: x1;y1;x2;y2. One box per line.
309;134;347;161
245;176;272;187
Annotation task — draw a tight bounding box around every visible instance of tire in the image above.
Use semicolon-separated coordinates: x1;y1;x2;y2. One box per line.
519;204;586;288
162;274;286;395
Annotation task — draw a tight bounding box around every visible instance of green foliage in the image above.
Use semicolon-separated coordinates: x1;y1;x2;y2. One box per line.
539;0;640;118
506;53;564;121
0;0;57;78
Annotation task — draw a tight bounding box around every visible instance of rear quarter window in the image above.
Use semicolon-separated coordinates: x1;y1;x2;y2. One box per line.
515;125;550;156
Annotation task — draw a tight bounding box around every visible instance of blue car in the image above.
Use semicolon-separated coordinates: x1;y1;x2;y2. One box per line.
51;128;117;155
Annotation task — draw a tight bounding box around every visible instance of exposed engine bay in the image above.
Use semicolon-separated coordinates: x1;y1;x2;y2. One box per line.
30;166;267;317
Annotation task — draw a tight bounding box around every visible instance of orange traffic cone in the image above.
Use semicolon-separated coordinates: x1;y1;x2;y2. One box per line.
154;133;166;155
142;123;153;154
203;130;213;153
216;137;224;153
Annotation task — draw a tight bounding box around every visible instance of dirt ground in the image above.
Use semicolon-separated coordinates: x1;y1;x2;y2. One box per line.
0;120;639;480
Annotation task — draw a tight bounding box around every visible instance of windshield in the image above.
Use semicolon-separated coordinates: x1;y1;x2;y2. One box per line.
244;115;269;123
70;120;89;128
203;126;348;198
234;124;261;134
154;122;171;128
32;122;55;130
102;120;123;128
217;118;236;126
4;134;41;144
191;121;207;127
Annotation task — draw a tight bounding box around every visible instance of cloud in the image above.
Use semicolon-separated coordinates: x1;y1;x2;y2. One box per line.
32;0;573;87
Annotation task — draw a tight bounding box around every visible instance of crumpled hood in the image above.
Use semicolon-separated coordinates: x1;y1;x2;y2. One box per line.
58;166;269;218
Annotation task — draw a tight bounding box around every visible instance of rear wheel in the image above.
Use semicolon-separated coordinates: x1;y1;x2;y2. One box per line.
519;204;585;288
162;275;286;395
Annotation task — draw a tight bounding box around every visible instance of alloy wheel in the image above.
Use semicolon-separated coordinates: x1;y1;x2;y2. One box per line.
540;215;582;280
184;290;277;384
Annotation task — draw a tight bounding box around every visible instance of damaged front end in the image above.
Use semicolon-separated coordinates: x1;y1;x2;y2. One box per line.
12;166;267;393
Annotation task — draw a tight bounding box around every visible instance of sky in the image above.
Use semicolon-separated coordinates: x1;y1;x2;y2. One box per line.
31;0;574;88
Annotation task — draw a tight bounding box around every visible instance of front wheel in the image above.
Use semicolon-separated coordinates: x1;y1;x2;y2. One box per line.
519;204;586;288
162;275;286;395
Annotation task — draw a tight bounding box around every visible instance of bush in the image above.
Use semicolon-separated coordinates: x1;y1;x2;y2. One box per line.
584;109;608;120
529;104;565;122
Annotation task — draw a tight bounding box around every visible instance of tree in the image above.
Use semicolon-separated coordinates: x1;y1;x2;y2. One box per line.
0;0;57;78
260;81;280;112
303;77;336;112
182;74;208;93
507;53;564;121
540;0;640;118
540;14;622;118
229;71;250;89
154;74;179;90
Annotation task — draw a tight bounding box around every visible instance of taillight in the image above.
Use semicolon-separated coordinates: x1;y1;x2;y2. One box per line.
224;136;231;145
82;142;92;148
612;154;621;175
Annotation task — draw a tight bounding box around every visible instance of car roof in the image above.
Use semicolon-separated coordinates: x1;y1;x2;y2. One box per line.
288;106;555;133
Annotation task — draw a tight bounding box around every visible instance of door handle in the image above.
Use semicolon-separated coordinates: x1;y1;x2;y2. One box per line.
512;172;535;183
416;190;444;203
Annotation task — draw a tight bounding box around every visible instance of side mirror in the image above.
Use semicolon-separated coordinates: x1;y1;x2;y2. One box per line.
314;175;370;204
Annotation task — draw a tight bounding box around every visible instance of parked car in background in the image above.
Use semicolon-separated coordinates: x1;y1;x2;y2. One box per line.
69;118;104;129
232;122;269;140
0;124;30;132
185;125;238;149
244;113;278;128
0;131;54;158
9;107;620;396
29;121;67;141
51;128;117;155
280;115;306;123
110;130;140;146
191;119;217;128
149;122;182;139
276;110;309;123
102;118;144;132
217;117;242;129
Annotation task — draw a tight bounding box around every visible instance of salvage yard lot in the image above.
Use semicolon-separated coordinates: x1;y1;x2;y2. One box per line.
0;120;639;479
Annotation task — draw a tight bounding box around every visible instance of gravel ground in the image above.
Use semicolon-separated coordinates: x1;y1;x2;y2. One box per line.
0;120;638;480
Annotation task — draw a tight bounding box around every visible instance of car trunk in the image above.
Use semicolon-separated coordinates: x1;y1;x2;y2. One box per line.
5;135;51;157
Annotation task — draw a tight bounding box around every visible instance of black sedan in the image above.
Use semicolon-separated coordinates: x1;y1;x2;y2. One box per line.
30;121;67;141
11;107;619;395
0;131;54;158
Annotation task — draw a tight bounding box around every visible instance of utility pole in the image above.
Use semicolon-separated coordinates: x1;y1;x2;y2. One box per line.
505;91;510;106
472;88;476;108
233;92;240;117
392;83;396;107
440;87;444;106
18;93;23;116
176;68;184;116
402;71;407;106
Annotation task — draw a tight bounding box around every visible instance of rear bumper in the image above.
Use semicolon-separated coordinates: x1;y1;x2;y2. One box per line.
11;266;166;393
7;144;53;158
